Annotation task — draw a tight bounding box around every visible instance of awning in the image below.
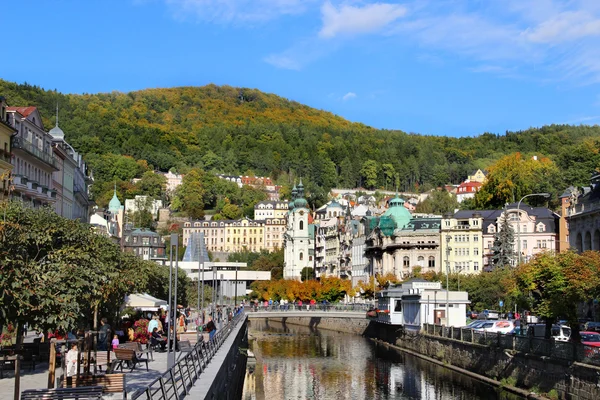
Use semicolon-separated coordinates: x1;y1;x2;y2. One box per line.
124;293;168;310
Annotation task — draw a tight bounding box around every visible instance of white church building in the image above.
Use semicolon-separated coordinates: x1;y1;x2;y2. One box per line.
283;181;315;280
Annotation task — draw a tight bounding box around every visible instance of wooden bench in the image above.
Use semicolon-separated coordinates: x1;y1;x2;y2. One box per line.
113;348;148;372
62;373;126;400
21;386;103;400
83;351;112;373
118;342;153;361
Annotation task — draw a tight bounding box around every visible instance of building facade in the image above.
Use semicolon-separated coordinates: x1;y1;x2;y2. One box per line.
283;182;314;280
481;204;559;267
567;172;600;252
123;227;166;260
440;211;484;274
263;217;286;252
254;200;289;220
7;106;58;207
0;97;15;199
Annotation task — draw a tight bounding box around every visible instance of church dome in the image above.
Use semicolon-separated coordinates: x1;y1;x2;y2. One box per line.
383;195;411;229
294;197;308;209
49;125;64;140
108;188;122;214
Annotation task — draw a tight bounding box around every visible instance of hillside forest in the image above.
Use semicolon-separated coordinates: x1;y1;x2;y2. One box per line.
1;79;600;215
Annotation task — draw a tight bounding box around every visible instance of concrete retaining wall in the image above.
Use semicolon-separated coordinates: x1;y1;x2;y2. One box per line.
255;316;370;335
366;322;600;400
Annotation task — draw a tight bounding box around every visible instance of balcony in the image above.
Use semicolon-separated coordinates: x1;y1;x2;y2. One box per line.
12;175;28;187
0;148;12;164
11;136;59;170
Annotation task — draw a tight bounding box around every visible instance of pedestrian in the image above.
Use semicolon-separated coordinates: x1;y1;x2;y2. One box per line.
65;343;79;377
177;313;186;334
112;334;120;350
206;319;217;340
98;318;111;351
148;315;159;334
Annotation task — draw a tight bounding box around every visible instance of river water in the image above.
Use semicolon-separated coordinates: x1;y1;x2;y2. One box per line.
242;320;523;400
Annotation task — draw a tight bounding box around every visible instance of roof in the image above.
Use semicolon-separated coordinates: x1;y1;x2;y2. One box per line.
127;228;161;237
401;218;441;231
458;181;482;188
6;106;37;117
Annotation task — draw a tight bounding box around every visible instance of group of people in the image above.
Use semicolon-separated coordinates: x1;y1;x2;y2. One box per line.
147;313;187;351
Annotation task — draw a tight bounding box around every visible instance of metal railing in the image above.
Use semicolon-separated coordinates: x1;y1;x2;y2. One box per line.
130;312;246;400
11;136;59;169
422;323;600;367
248;303;371;312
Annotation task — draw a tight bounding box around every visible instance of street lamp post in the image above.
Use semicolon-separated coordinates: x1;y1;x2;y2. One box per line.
445;235;451;326
516;193;551;265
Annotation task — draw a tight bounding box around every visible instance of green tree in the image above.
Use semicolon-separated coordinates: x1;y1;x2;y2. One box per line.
491;211;515;268
415;189;458;214
360;160;379;190
126;196;155;230
136;171;167;198
173;168;205;219
300;267;315;281
513;251;600;340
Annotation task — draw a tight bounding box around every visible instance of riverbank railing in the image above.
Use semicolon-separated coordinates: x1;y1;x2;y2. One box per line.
422;323;600;367
130;312;246;400
247;303;371;312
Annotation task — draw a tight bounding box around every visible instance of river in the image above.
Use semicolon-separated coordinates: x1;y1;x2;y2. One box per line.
242;320;523;400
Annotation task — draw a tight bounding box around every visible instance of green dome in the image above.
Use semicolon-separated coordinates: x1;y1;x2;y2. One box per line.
108;187;122;214
294;198;308;209
383;196;411;229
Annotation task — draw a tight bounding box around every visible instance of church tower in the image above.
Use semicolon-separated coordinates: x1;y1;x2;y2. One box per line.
283;179;313;280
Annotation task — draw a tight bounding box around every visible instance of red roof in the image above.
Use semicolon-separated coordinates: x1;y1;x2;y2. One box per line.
458;181;482;193
7;106;37;117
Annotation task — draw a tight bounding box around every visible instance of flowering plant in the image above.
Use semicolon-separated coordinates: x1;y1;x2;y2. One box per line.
133;319;149;344
1;323;15;346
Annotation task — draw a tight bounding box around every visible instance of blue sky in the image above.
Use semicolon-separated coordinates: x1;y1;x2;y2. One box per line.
2;0;600;137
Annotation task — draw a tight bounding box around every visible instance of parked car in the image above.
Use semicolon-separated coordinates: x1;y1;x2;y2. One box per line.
473;320;514;334
480;310;500;320
465;320;487;329
526;324;571;342
580;331;600;357
583;322;600;333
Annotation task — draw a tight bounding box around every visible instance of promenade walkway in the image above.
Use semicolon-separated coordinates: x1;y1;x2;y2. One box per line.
0;332;205;400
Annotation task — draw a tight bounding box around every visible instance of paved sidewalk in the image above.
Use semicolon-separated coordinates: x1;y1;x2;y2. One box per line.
0;332;204;400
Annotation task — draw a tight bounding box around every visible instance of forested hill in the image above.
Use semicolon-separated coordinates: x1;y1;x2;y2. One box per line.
1;78;599;207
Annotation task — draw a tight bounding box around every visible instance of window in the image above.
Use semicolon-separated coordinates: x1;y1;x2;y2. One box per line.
523;240;527;249
403;256;410;268
394;300;402;312
474;262;479;271
428;256;435;268
473;235;479;242
299;221;304;230
299;252;304;261
418;256;424;266
474;248;479;256
536;240;541;248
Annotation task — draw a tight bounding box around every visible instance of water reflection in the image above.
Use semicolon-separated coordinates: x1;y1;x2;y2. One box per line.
243;319;522;400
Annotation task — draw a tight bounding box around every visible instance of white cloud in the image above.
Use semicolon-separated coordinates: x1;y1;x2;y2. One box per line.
164;0;315;22
521;11;600;43
342;92;357;101
319;1;407;38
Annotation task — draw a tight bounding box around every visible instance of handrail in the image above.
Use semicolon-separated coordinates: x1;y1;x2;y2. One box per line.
247;303;371;312
130;311;246;400
422;323;600;367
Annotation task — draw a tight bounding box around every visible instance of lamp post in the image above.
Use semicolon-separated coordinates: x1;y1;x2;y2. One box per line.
445;235;451;326
167;233;179;367
516;193;551;265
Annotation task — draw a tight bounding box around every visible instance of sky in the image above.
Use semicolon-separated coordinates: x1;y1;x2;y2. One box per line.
2;0;600;137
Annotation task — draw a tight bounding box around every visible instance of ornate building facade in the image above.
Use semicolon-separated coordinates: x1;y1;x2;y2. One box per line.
283;181;314;280
567;172;600;252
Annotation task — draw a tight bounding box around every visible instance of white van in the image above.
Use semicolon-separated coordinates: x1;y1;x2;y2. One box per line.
526;324;571;342
474;320;514;334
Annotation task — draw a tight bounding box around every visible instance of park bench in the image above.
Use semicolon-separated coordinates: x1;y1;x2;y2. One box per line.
62;373;127;400
113;348;148;372
21;386;103;400
118;342;154;361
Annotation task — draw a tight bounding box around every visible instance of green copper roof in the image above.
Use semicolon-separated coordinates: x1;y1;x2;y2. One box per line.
108;185;122;213
382;195;411;231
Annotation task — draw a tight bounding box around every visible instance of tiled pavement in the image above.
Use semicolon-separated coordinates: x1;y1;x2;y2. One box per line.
0;332;207;400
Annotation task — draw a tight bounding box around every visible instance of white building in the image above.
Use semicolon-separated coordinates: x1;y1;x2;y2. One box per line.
161;170;183;193
283;181;314;280
376;279;469;329
125;195;163;217
254;200;289;220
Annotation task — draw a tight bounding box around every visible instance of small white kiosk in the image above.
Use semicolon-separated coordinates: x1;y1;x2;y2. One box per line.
376;279;469;330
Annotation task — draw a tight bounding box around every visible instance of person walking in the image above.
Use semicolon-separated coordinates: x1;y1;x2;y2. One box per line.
98;318;111;351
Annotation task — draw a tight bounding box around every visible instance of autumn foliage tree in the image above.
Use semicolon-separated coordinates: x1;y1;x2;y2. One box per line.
512;251;600;340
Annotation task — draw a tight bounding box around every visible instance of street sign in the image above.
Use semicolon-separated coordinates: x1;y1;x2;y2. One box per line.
499;300;504;307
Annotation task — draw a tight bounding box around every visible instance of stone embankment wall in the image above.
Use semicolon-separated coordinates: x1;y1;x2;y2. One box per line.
258;316;370;335
365;323;600;400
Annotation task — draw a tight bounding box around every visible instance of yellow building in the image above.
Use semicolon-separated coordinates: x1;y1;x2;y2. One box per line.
0;97;15;199
440;211;484;274
225;218;264;253
467;169;487;184
264;217;286;252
